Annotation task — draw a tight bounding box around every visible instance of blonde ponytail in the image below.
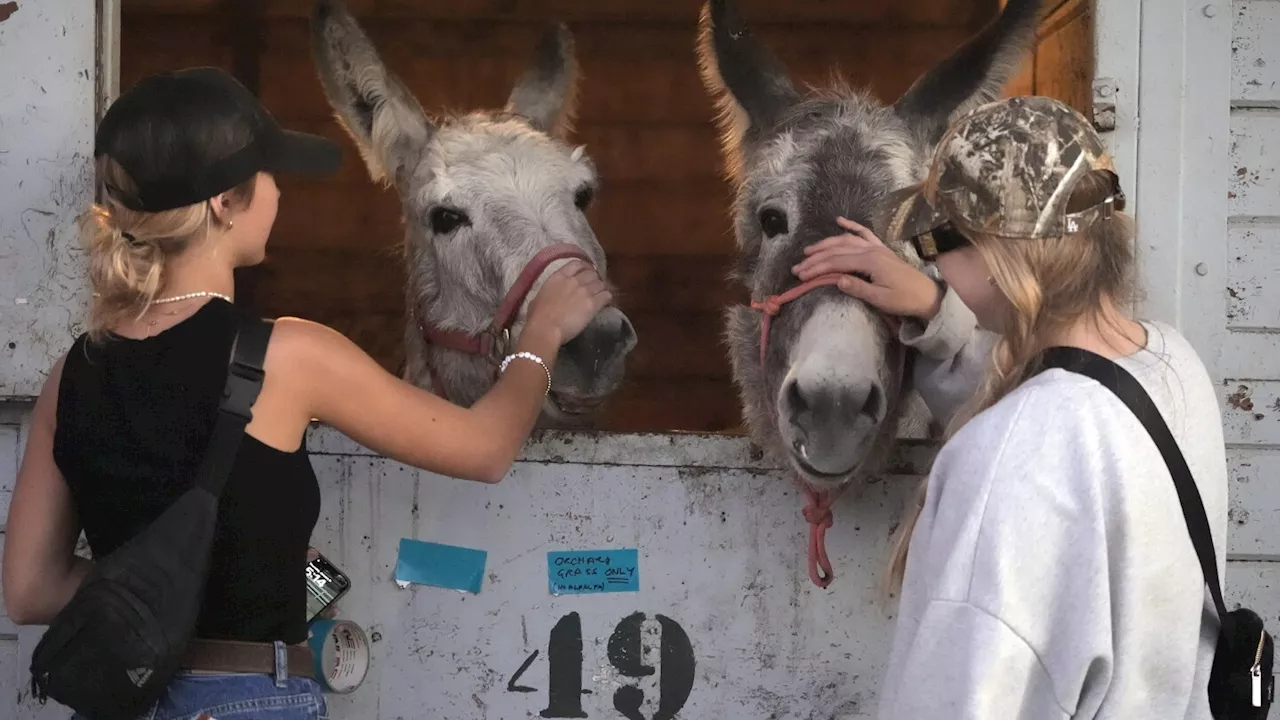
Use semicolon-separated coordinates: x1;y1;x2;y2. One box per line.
83;155;254;341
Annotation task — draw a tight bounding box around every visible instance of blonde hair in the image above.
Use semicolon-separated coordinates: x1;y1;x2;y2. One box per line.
84;155;255;341
885;170;1138;595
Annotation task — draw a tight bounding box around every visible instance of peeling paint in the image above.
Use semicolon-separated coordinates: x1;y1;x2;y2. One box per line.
1228;384;1255;411
0;3;17;24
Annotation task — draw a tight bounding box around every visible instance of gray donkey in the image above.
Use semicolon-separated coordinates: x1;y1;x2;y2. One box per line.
310;0;637;428
698;0;1041;491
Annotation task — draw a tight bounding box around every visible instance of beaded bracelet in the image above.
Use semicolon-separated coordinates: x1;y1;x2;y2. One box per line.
499;351;552;396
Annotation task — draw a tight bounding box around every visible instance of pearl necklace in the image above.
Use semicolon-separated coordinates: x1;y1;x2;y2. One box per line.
152;291;232;305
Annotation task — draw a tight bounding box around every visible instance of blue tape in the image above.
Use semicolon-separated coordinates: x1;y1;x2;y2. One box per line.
547;549;640;595
394;538;487;594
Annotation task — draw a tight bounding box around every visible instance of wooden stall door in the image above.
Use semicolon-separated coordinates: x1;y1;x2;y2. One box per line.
1003;0;1097;115
118;0;1062;436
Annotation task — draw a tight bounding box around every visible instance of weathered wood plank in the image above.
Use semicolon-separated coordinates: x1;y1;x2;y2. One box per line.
1232;0;1280;106
1223;380;1280;446
255;15;973;60
1033;0;1093;117
626;311;733;380
271;120;727;185
1229;110;1280;217
599;377;742;433
250;248;741;315
257;39;970;123
270;179;738;255
607;253;743;312
0;424;17;534
1225;562;1280;618
1220;330;1280;380
122;0;980;25
255;247;408;316
1227;224;1280;331
1228;447;1280;557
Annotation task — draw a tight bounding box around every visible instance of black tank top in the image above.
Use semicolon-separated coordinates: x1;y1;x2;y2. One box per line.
52;299;321;645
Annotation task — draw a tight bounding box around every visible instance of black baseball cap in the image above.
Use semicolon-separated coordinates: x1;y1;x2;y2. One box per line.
94;66;341;212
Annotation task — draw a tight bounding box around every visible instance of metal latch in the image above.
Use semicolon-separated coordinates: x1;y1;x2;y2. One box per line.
1092;79;1117;132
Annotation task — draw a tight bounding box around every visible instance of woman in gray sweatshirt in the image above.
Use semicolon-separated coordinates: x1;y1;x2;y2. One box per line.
793;95;1227;719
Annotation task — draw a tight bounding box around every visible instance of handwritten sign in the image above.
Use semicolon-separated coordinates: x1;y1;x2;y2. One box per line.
546;549;639;595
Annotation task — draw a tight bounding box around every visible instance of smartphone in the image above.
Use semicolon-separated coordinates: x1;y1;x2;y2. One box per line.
305;552;351;623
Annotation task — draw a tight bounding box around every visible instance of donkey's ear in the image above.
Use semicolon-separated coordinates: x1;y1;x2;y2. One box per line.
310;0;435;187
696;0;799;182
505;24;579;140
893;0;1042;147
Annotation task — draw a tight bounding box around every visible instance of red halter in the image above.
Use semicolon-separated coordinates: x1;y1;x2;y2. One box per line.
750;273;908;589
417;243;595;398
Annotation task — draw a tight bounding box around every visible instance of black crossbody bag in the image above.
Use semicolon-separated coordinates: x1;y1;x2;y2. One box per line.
29;315;273;720
1040;346;1274;719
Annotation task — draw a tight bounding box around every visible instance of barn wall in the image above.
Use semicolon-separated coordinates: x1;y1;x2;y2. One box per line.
0;0;97;399
0;0;102;711
1223;0;1280;561
116;0;1001;434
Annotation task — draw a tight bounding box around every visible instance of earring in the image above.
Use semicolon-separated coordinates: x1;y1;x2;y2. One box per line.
988;276;997;286
228;220;234;231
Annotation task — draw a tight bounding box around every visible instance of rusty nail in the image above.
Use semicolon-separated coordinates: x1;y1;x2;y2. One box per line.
1203;4;1217;17
1195;263;1209;276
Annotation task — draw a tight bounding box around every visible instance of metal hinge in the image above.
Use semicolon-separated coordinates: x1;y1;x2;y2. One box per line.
1092;78;1117;132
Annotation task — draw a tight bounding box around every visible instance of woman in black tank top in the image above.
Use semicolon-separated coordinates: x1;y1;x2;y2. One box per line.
3;67;612;719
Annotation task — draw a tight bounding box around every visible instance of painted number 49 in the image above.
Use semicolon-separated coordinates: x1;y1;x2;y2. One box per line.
507;611;696;720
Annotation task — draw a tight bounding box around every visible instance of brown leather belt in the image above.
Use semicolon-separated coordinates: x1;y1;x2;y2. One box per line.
182;639;315;679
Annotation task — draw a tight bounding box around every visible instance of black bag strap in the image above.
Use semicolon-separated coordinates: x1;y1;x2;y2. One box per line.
192;314;273;497
1038;346;1230;628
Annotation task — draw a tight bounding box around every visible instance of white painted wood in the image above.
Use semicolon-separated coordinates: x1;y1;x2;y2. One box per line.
1093;0;1142;204
1134;0;1233;382
1225;561;1280;624
0;0;97;400
0;424;17;534
1230;110;1280;218
1228;448;1280;558
305;447;917;720
1221;331;1280;379
1227;224;1280;330
1232;0;1280;107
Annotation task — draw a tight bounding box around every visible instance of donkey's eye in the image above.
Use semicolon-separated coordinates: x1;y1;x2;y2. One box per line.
759;208;789;238
430;207;469;235
574;187;595;211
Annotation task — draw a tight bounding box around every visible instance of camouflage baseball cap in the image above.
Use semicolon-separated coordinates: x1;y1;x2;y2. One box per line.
882;95;1125;253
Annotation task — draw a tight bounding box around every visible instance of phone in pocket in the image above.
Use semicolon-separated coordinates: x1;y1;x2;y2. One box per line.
305;551;351;623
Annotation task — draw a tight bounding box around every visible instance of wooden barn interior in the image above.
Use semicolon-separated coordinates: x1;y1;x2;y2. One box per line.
118;0;1094;435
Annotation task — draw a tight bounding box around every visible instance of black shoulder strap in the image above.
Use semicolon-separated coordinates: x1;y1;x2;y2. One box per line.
192;314;273;496
1038;346;1230;625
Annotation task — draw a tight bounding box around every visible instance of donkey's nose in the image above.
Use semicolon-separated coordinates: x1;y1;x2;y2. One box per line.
562;307;637;364
784;378;883;429
781;377;883;477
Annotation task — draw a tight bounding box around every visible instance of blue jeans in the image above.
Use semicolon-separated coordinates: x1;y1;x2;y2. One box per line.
71;673;328;720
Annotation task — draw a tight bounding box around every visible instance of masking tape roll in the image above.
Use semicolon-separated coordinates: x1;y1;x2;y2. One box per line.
307;618;370;693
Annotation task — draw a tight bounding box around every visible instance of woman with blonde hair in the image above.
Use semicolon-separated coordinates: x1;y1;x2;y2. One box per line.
793;95;1228;718
3;67;611;718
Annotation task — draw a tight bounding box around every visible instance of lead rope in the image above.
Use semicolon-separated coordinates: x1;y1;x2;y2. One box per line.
751;273;906;589
801;482;841;588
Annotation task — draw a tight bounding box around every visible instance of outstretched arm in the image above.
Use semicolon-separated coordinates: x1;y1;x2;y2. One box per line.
262;260;610;484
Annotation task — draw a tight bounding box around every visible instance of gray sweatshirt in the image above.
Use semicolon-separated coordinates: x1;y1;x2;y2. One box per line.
878;286;1228;719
